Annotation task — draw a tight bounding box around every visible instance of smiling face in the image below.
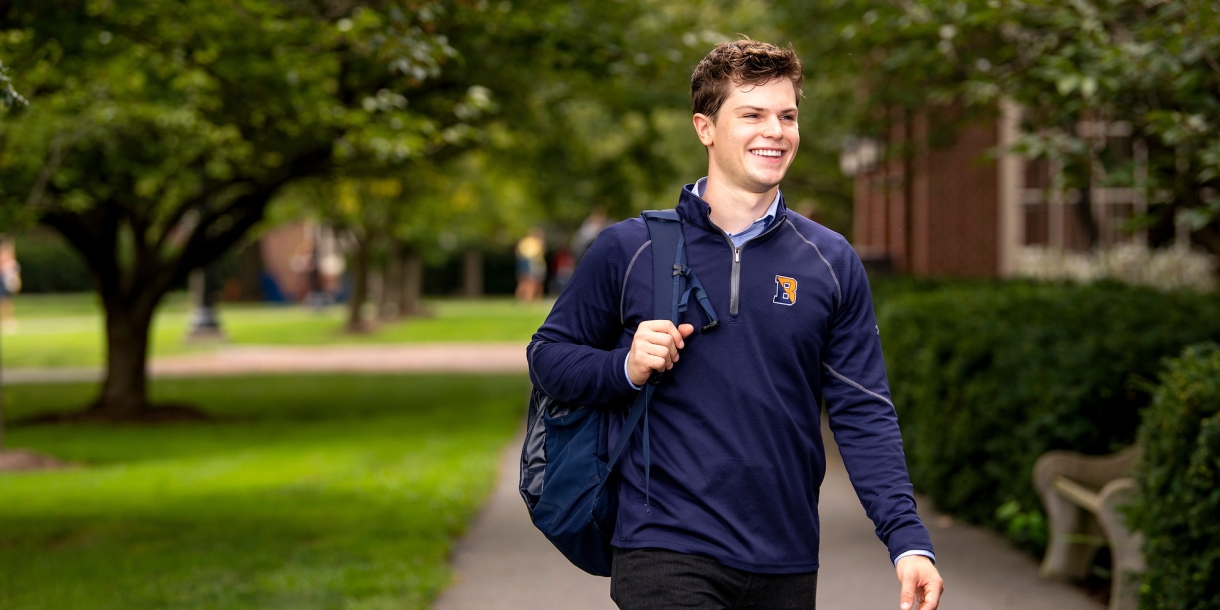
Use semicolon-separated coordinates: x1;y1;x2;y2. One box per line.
693;77;800;196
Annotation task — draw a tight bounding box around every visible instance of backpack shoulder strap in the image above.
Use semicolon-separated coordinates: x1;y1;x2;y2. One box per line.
642;209;720;333
606;210;682;474
642;210;684;324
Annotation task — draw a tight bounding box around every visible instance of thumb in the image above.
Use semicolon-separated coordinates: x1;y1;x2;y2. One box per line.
678;323;695;338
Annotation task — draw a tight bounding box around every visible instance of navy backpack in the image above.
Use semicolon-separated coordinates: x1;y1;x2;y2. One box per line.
519;210;719;576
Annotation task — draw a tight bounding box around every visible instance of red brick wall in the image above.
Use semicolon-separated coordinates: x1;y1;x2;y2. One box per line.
919;120;999;276
851;113;1001;277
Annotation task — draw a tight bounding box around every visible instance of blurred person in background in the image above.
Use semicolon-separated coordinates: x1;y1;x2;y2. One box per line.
548;247;575;295
0;238;21;331
570;207;610;266
515;227;547;302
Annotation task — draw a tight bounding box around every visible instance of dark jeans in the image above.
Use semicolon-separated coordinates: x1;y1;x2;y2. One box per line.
611;547;817;610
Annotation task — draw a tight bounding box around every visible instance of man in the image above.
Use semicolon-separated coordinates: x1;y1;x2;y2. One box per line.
527;39;944;609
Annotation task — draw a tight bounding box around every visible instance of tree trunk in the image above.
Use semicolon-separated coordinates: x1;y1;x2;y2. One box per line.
346;236;372;333
370;264;385;317
91;298;156;416
399;247;424;316
1074;182;1099;249
462;249;484;298
237;242;265;301
379;240;401;320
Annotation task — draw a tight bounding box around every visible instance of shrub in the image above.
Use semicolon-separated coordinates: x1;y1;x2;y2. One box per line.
876;280;1220;553
1128;344;1220;610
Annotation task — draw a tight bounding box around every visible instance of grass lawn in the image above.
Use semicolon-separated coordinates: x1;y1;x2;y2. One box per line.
0;373;532;610
5;293;552;368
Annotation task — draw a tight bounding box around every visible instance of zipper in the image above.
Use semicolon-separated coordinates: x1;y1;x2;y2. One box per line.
731;246;742;315
713;210;788;318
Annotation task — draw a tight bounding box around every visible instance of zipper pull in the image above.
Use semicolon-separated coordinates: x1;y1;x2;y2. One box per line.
734;248;741;263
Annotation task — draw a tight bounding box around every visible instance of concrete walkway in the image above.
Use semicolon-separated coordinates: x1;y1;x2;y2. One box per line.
10;343;1105;608
435;418;1103;610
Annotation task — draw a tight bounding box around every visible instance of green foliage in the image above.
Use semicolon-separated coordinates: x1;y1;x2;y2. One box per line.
1129;344;1220;609
0;373;531;609
8;230;92;292
2;0;713;408
0;57;25;108
1;0;458;266
773;0;1220;252
876;280;1220;553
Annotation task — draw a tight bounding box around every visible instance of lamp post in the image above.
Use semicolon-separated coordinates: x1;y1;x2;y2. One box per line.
840;136;884;178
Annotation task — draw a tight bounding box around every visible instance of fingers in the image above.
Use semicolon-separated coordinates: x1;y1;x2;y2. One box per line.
627;320;695;386
899;577;916;610
639;320;687;352
895;557;943;610
919;583;942;610
640;341;677;370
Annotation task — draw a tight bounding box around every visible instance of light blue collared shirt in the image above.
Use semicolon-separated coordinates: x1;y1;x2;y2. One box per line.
689;177;781;248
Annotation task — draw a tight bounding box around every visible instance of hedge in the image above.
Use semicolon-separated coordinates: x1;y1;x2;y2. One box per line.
874;280;1220;553
1128;344;1220;610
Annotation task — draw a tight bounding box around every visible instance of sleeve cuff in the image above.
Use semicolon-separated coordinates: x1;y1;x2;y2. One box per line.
893;550;936;566
624;353;641;391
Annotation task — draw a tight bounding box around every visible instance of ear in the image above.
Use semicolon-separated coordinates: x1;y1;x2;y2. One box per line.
692;113;715;147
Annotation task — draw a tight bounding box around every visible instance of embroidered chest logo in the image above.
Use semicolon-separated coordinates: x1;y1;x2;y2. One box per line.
773;275;798;306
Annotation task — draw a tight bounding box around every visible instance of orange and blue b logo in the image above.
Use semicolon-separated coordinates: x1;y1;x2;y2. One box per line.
773;275;797;306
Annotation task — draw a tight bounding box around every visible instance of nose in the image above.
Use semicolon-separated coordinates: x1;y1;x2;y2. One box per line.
761;115;783;138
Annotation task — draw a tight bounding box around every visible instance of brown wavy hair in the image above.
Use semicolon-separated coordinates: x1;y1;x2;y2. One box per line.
690;38;804;121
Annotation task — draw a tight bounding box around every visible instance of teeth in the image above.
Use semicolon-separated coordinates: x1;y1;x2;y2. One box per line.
752;150;782;157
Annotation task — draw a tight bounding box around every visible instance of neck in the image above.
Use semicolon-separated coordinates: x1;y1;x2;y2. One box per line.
700;173;777;234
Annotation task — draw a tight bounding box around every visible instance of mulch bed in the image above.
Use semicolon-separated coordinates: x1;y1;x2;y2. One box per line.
0;449;71;472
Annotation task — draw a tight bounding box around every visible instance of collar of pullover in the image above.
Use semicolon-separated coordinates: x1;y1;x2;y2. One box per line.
676;183;789;236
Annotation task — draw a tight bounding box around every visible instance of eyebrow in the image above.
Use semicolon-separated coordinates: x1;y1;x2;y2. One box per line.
734;105;799;114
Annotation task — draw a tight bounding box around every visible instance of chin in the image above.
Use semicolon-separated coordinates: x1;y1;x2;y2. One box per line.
747;173;787;191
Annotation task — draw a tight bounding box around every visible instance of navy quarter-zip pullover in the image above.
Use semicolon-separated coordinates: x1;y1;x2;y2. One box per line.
527;185;934;574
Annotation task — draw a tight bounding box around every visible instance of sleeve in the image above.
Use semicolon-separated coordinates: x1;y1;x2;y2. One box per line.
526;226;642;406
820;246;935;564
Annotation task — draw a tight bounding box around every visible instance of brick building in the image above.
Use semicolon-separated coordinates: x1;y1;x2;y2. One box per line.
844;103;1148;277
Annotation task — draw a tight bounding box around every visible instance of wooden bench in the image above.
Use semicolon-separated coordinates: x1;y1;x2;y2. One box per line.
1033;446;1144;610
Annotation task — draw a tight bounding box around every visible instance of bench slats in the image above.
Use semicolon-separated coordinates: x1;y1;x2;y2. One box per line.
1052;475;1103;513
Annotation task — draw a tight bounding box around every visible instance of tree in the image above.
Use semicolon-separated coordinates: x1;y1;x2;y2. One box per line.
1;0;750;418
0;0;461;417
305;0;739;324
773;0;1220;256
